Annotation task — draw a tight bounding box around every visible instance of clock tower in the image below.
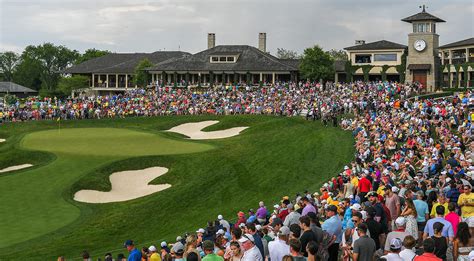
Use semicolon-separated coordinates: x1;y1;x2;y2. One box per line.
402;5;445;92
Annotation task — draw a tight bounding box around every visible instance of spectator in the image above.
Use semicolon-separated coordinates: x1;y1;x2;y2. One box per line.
444;202;461;235
239;234;262;261
284;203;301;227
399;236;417;261
413;238;441;261
423;205;454;242
385;217;410;254
353;223;376;261
414;191;429;242
305;241;318;261
458;184;474;227
124;240;141;261
380;238;403;261
299;216;318;257
321;205;342;261
453;222;474;260
431;222;448;260
268;226;290;261
288;238;306;261
148;245;161;261
202;240;223;261
301;197;317;217
256;202;267;224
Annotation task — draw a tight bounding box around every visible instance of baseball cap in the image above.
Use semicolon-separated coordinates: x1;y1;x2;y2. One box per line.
366;191;378;197
279;226;290;236
216;229;225;235
123;240;134;247
255;224;262;231
392;186;400;193
217;214;223;220
390;238;402;250
196;228;205;234
176;236;182;242
148;245;157;252
350;203;362;211
270;217;283;227
326;205;337;212
238;233;255;243
171;242;184;254
160;241;167;248
395;217;406;227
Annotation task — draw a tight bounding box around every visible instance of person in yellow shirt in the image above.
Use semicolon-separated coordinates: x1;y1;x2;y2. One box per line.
458;184;474;226
430;194;448;218
148;245;162;261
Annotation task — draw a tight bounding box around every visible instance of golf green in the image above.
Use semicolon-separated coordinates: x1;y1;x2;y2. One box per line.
0;116;354;260
0;128;213;248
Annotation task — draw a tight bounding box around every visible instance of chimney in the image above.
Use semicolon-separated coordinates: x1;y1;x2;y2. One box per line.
208;33;216;49
355;40;366;45
258;33;266;52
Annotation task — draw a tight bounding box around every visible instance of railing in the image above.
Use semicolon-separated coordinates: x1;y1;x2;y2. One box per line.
452;58;466;65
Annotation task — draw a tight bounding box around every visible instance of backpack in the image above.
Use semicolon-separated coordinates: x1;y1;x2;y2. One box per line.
317;230;336;261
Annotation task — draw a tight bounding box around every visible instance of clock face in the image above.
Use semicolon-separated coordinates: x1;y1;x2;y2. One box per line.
414;40;426;52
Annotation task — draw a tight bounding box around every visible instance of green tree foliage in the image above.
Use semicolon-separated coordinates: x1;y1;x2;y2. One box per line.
13;56;43;90
299;45;335;81
326;49;348;61
133;58;154;87
361;65;372;82
75;48;110;64
276;48;299;59
0;52;20;81
57;75;89;95
380;65;390;82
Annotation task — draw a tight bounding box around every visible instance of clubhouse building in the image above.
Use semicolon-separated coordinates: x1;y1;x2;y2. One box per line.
65;6;473;93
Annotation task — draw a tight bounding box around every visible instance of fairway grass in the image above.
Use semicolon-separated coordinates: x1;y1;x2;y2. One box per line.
0;116;354;260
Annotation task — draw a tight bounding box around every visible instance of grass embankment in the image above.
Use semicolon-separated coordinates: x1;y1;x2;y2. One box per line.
0;115;354;260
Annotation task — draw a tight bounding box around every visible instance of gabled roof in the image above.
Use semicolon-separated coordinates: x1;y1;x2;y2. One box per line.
0;82;37;93
401;10;445;23
439;37;474;49
64;51;190;74
148;45;299;72
344;40;407;51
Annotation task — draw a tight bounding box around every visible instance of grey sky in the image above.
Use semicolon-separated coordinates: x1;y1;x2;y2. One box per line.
1;0;473;55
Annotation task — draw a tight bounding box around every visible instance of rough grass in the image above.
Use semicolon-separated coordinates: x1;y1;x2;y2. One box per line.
0;115;354;260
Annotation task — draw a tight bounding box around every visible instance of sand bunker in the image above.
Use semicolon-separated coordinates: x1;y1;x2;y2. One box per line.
167;120;248;140
74;167;171;203
0;139;5;143
0;164;33;173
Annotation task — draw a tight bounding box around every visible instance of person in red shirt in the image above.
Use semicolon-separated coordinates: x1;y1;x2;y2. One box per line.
358;172;372;202
414;238;442;261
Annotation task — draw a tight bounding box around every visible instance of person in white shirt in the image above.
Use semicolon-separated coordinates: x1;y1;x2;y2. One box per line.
268;226;290;261
399;235;417;261
238;233;263;261
381;238;404;261
283;204;301;227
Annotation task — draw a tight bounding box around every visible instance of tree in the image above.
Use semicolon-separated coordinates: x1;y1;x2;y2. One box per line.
276;48;299;59
57;75;89;95
299;45;335;81
326;49;348;61
133;58;154;87
13;56;43;90
0;52;20;81
75;48;110;64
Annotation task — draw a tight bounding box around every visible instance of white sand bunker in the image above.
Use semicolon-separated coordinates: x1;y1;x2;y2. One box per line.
74;167;171;203
167;120;248;140
0;164;33;173
0;138;5;143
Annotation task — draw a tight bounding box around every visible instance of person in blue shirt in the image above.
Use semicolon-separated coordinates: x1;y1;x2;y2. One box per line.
413;190;429;239
124;240;141;261
423;205;454;241
322;205;342;261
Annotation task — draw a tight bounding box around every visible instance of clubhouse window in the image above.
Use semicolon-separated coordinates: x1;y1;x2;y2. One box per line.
355;54;371;63
210;56;237;63
374;54;397;62
211;57;219;62
227;56;234;62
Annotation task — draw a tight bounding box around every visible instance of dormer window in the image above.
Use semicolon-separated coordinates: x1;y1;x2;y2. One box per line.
209;55;238;63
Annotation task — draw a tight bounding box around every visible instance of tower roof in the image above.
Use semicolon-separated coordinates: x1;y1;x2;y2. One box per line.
401;6;445;23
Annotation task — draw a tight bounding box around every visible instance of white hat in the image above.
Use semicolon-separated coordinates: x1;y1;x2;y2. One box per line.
255;224;262;231
350;203;362;211
392;186;400;193
273;204;280;209
216;229;225;235
160;241;167;248
217;214;223;220
238;233;255;243
148;245;157;252
360;210;367;220
176;236;182;241
395;217;406;227
344;166;349;170
196;228;205;233
446;177;452;183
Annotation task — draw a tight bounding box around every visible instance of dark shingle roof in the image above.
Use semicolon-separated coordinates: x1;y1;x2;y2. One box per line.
334;60;346;72
64;51;190;74
148;45;299;72
439;37;474;49
401;10;445;23
344;40;407;51
0;82;37;93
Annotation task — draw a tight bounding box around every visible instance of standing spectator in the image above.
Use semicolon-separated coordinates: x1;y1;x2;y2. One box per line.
366;206;383;251
414;191;429;242
256;202;267;224
358;172;372;202
301;197;316;216
385;186;401;230
202;240;223;261
124;240;141;261
239;234;262;261
322;205;342;261
414;238;442;261
299;216;318;257
288;239;306;261
385;217;410;254
399;236;418;261
445;202;461;235
423;206;454;242
446;182;461;208
352;223;376;261
453;222;474;260
305;241;318;261
380;238;404;261
430;194;448;218
218;215;230;233
284;203;301;227
431;222;448;260
268;226;290;261
401;198;419;241
458;184;474;227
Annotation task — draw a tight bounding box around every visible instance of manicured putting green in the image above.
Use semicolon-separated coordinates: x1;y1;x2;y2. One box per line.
0;128;212;248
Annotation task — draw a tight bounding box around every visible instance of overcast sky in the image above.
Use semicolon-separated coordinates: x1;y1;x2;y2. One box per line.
1;0;473;55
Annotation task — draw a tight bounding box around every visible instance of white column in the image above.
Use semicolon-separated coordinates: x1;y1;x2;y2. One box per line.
441;52;445;65
467;48;470;62
92;74;95;87
116;74;118;88
106;74;109;88
259;73;263;82
272;73;275;84
449;50;453;65
125;74;128;89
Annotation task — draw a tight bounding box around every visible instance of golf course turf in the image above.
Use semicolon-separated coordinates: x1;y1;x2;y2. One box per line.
0;115;354;260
